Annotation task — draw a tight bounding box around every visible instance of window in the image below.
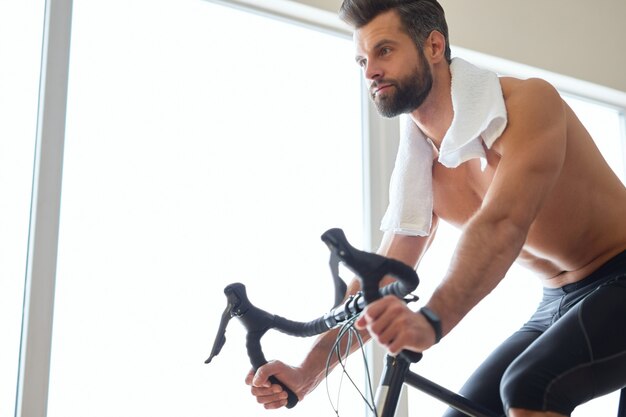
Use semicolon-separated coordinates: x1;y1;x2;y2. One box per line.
47;1;364;416
563;94;625;182
0;1;44;415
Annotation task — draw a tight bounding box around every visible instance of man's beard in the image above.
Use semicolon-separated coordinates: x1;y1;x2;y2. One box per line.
371;58;433;118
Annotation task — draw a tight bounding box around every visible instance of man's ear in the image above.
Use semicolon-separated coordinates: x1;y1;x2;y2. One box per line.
424;30;446;64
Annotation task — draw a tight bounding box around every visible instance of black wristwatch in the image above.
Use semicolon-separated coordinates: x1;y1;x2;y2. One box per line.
419;306;442;344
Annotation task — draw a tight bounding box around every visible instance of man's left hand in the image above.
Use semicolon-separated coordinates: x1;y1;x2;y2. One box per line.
355;295;437;354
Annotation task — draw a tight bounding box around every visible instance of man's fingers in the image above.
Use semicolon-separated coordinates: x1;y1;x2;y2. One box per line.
251;383;288;409
245;361;298;410
250;383;283;396
244;370;254;386
251;366;273;388
355;298;385;329
356;296;398;333
262;396;288;410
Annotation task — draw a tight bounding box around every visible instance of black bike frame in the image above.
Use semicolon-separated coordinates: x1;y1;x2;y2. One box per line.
376;354;626;417
376;355;500;417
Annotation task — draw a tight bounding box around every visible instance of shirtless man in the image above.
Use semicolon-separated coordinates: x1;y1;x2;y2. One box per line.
246;1;626;416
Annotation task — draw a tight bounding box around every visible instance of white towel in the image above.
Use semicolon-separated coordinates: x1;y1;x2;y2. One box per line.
380;58;508;236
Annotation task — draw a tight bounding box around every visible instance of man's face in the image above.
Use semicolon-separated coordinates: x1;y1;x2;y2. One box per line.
354;10;433;117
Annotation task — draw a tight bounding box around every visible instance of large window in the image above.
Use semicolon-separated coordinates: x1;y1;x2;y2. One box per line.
46;1;364;416
0;1;44;415
564;94;625;182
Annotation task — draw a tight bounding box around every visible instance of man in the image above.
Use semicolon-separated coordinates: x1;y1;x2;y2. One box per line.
246;1;626;416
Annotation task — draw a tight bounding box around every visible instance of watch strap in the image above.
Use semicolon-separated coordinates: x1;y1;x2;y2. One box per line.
419;306;442;344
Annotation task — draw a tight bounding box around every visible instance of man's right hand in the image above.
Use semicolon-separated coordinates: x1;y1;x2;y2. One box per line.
245;360;310;409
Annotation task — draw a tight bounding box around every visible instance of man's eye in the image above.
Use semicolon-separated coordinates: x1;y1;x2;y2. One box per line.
380;47;391;56
357;59;366;68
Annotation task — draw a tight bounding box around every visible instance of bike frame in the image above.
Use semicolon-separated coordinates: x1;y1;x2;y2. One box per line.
375;354;499;417
375;354;626;417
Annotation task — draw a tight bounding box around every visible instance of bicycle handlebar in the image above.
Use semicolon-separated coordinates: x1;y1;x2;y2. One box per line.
321;228;419;304
205;228;421;409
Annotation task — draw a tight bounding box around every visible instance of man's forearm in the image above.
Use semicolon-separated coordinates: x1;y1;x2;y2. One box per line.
299;325;371;386
428;212;527;336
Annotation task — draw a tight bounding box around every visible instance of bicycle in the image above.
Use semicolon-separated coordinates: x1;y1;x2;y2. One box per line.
205;228;626;417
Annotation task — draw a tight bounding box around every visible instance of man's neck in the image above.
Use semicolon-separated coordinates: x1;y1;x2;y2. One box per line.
409;65;453;148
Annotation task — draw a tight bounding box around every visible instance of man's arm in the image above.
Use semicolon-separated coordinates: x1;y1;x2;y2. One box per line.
428;78;567;337
357;79;568;355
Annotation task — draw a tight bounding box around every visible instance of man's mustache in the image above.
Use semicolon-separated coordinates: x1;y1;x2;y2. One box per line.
370;79;397;96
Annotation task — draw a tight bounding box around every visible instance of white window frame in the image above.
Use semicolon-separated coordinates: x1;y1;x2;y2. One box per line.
15;0;72;416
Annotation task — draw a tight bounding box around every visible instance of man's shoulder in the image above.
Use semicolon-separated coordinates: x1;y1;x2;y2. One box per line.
499;76;560;106
492;76;566;152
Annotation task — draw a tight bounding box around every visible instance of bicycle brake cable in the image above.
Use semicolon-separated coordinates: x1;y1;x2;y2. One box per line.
325;316;378;417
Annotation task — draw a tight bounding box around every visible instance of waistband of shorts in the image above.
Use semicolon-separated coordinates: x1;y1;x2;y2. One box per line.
545;249;626;295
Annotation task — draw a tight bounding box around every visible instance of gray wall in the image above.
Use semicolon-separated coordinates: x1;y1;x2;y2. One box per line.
294;0;626;93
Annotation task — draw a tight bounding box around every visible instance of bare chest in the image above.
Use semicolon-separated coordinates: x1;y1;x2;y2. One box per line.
432;154;499;226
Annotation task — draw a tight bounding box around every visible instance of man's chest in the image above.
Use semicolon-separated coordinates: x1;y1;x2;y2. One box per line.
431;156;498;226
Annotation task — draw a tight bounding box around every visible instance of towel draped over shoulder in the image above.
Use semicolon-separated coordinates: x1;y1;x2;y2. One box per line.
380;58;508;236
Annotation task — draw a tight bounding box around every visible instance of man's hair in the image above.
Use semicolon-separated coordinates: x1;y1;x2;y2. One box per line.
339;0;451;63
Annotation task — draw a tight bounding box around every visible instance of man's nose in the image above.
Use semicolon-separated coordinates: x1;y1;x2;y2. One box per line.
364;61;382;82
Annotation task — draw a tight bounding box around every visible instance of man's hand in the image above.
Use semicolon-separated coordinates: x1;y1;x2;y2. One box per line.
245;361;308;409
355;295;437;354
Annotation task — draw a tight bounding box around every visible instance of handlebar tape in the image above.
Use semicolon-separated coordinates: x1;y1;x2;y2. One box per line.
273;315;329;337
321;229;419;302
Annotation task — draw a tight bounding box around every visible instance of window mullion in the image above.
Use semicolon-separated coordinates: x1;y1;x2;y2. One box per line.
620;110;626;179
360;77;405;417
15;0;73;416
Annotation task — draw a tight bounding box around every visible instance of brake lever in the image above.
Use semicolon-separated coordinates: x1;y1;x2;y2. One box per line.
204;288;239;364
329;252;348;308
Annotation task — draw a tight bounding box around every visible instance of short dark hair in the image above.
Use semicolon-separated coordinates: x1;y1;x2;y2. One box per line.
339;0;451;63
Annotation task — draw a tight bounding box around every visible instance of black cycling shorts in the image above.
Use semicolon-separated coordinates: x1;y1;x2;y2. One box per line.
443;250;626;417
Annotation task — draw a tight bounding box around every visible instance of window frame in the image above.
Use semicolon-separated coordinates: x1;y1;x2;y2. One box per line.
15;1;72;416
